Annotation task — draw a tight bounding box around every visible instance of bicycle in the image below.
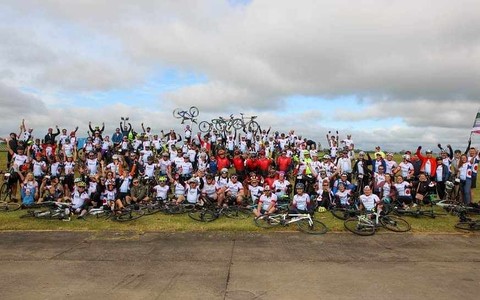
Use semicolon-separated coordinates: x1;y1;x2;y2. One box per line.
344;210;411;236
0;171;20;212
454;209;480;231
391;192;447;219
198;118;229;133
113;205;145;222
19;202;72;221
234;113;260;132
189;204;251;222
173;106;199;124
330;203;361;220
254;212;328;235
0;171;14;202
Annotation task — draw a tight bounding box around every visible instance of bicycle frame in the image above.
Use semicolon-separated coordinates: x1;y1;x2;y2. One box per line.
270;213;315;226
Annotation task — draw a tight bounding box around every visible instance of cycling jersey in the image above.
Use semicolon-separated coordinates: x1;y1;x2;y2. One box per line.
153;184;169;199
359;194;380;211
293;193;310;211
259;193;277;211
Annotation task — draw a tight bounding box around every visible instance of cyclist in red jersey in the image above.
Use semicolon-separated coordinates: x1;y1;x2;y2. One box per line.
257;149;272;177
276;150;292;173
216;149;230;174
263;166;278;189
232;149;246;181
245;152;259;174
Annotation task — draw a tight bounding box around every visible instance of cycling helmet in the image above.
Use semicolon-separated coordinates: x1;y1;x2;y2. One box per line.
317;206;327;213
445;181;454;190
296;183;305;189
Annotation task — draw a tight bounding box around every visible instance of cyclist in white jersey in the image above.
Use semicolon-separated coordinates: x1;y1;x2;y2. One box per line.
247;177;264;204
225;174;244;205
272;172;291;199
385;153;398;175
393;175;412;207
202;174;219;202
254;185;277;217
359;186;381;212
291;183;311;213
183;178;201;204
395;155;414;181
153;176;170;200
85;152;99;175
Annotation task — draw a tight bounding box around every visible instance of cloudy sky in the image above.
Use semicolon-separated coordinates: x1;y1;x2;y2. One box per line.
1;0;479;152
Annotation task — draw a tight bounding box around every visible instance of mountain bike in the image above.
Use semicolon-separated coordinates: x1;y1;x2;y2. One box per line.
254;212;328;234
234;113;260;132
173;106;199;124
344;210;411;236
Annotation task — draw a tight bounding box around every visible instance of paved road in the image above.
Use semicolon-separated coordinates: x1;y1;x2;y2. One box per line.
0;231;479;300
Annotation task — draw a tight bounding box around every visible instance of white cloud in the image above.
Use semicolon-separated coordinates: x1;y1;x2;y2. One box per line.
1;0;480;151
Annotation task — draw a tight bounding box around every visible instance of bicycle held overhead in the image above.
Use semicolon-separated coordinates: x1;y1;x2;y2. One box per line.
173;106;200;124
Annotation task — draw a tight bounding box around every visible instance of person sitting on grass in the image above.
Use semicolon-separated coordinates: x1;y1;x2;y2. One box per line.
290;183;311;214
253;185;277;217
181;177;202;205
358;186;382;214
99;180;125;218
224;173;244;206
71;181;90;219
127;177;150;205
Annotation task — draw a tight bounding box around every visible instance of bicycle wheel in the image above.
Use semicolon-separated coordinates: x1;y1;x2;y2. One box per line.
165;205;186;214
224;206;251;219
189;106;199;117
380;215;411;232
247;120;260;132
0;201;21;212
344;217;375;236
297;219;328;235
19;210;36;218
231;119;243;130
198;121;212;133
212;119;226;132
0;183;11;202
188;209;217;222
173;108;183;119
330;207;348;220
455;221;480;231
254;215;281;228
139;203;162;216
115;209;145;222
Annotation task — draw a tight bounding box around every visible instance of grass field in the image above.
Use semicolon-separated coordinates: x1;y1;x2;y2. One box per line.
0;151;478;233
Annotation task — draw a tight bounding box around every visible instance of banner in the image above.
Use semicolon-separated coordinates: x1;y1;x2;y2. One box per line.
472;110;480;134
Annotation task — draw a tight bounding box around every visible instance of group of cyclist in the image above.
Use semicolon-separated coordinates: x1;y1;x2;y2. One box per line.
1;117;479;220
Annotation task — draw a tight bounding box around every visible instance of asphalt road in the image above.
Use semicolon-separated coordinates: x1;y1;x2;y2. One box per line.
0;231;479;300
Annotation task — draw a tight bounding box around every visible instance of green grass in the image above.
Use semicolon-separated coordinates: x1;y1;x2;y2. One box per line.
0;151;478;233
0;205;465;233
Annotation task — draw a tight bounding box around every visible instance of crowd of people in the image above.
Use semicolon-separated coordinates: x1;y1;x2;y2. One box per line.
1;118;479;220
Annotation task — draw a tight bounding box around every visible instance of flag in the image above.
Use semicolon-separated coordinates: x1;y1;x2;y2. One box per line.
472;110;480;134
